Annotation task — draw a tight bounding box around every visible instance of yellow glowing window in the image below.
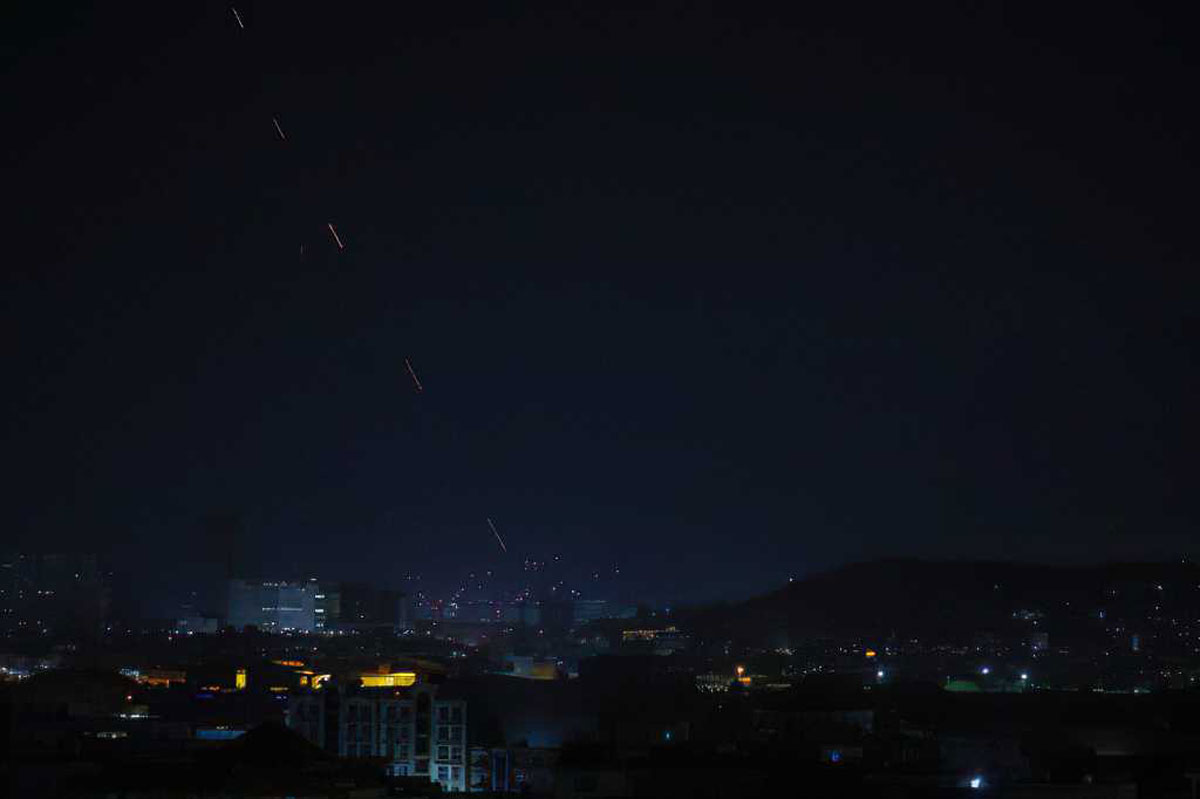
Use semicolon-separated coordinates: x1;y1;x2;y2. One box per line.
360;672;417;688
235;669;247;690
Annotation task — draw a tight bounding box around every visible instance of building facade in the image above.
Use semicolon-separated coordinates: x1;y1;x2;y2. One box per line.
227;579;316;632
288;682;467;793
0;552;109;639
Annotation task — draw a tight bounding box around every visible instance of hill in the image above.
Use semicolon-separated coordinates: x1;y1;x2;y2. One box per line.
679;558;1200;647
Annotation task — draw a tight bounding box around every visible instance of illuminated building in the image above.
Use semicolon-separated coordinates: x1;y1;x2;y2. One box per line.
136;668;187;687
360;670;418;688
695;673;731;693
314;585;339;630
620;626;689;655
288;681;468;793
227;579;316;632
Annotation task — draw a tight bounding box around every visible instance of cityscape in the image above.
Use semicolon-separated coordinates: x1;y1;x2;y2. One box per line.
5;552;1200;796
5;2;1198;797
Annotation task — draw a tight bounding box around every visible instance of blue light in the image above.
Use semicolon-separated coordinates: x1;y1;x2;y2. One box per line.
970;775;983;789
196;728;246;741
664;730;672;741
830;750;842;763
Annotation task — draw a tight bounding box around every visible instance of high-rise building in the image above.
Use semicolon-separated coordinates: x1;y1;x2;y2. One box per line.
314;583;340;631
0;553;109;639
326;582;408;632
288;681;467;793
227;579;316;632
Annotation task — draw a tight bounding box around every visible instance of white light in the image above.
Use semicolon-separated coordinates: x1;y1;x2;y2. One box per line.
1021;673;1028;680
877;670;884;678
970;775;983;789
980;667;990;675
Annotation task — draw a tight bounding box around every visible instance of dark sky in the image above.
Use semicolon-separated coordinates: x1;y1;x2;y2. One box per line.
3;3;1197;610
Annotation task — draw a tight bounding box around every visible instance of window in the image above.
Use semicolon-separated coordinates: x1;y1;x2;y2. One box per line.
437;726;450;742
437;766;450;782
451;746;462;762
437;745;450;761
437;706;450;723
451;766;462;783
451;706;463;724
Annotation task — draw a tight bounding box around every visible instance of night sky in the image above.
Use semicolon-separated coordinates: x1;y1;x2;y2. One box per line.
3;3;1197;611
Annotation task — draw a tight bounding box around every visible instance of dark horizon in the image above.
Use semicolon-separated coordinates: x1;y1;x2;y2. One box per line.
4;3;1197;614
